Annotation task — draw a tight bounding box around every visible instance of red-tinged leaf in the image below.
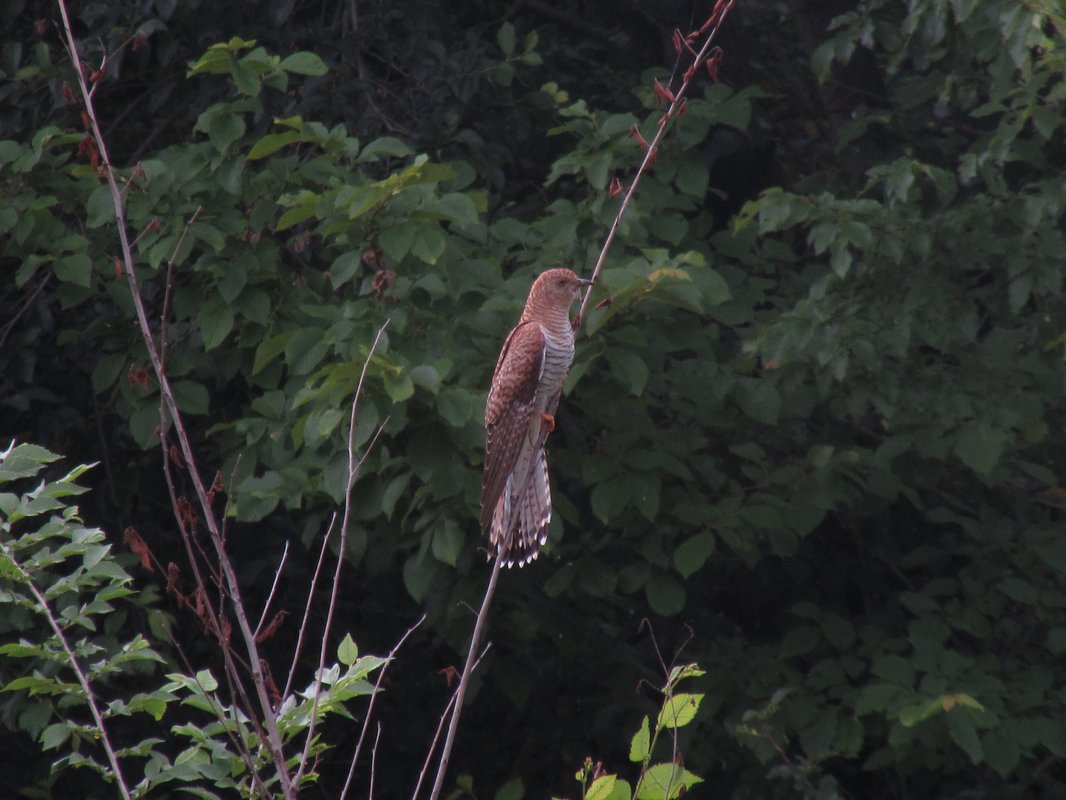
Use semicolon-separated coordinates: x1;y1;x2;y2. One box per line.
123;527;154;572
653;78;675;107
706;47;724;81
672;29;684;54
439;666;459;687
609;176;624;197
255;610;287;643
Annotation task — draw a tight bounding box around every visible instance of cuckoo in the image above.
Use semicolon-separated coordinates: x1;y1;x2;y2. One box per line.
481;268;592;567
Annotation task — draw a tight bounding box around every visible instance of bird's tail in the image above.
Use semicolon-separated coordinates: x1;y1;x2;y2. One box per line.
490;448;551;567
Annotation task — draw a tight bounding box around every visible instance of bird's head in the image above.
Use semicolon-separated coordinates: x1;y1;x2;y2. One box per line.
528;268;593;311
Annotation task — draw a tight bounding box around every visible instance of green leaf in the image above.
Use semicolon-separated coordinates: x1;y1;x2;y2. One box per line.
198;300;235;351
85;184;114;228
432;522;463;567
735;378;781;425
645;575;685;616
277;202;317;231
590;480;628;524
629;716;651;762
331;251;363;288
279;51;328;76
634;763;702;800
410;225;446;264
672;532;715;578
383;370;414;402
206;112;245;153
948;708;984;764
607;350;650;395
657;692;703;729
497;22;516;57
253;331;294;375
586;775;616;800
337;633;358;666
285;328;330;375
195;670;219;692
247;131;303;160
53;253;92;287
40;722;70;751
437;388;474;428
379;222;416;260
172;381;210;415
955;423;1008;477
495;777;524;800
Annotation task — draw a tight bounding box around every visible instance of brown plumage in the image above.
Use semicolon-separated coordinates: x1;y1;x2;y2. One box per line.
481;268;591;566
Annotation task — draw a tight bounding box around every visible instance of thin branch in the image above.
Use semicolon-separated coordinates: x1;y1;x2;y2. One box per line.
8;556;133;800
283;513;336;700
411;642;492;800
412;693;457;800
160;207;202;370
293;322;390;787
0;274;50;353
369;722;382;800
340;613;427;800
427;555;503;800
55;3;294;795
575;0;737;327
255;539;290;636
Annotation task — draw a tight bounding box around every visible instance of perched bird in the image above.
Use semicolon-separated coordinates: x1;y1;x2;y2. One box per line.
481;268;592;567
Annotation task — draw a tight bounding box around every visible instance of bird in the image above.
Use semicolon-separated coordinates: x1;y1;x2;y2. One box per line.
481;268;593;567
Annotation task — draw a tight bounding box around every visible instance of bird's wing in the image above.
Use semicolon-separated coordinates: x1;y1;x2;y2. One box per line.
481;321;545;532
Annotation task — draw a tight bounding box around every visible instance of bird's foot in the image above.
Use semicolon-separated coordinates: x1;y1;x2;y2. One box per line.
541;413;556;432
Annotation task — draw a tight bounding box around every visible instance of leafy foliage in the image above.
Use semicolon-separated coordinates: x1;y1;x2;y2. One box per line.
3;0;1066;797
0;443;384;796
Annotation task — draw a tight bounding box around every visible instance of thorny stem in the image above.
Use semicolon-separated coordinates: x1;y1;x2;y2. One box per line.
576;0;737;327
55;2;294;795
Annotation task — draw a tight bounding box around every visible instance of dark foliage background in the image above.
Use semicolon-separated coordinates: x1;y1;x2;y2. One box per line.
2;0;1066;798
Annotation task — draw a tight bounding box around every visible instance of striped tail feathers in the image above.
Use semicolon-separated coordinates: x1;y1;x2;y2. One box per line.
490;448;551;567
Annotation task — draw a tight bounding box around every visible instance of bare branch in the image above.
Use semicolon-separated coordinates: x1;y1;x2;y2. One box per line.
575;0;737;327
294;322;390;787
427;556;503;800
255;539;290;637
283;514;336;700
340;613;427;800
411;641;492;800
55;3;295;794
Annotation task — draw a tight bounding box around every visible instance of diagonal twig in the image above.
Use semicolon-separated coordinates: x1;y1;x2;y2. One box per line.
426;556;503;800
575;0;737;328
340;613;427;800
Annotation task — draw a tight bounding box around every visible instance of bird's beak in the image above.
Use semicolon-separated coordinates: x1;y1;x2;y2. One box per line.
577;277;594;287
